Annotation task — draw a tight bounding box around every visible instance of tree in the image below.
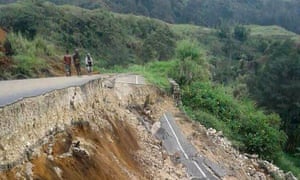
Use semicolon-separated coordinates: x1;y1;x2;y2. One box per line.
234;25;249;42
169;40;210;86
141;24;176;61
248;40;300;152
217;24;231;39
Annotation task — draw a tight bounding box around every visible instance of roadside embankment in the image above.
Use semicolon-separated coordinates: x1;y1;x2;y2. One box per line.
0;78;109;169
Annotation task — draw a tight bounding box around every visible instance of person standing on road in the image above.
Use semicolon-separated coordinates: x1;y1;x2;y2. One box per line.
63;50;72;76
73;49;81;76
85;53;93;74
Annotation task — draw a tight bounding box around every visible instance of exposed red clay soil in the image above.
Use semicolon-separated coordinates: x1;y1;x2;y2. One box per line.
0;121;143;180
0;28;6;43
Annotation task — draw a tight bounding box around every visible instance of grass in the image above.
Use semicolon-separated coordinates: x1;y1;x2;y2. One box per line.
275;153;300;179
107;60;177;90
170;24;218;49
171;24;299;40
3;32;57;78
170;24;215;36
246;25;300;40
185;108;233;135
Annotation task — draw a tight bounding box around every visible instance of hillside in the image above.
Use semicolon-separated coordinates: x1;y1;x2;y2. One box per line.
0;1;299;179
0;1;176;79
1;1;299;80
1;0;300;34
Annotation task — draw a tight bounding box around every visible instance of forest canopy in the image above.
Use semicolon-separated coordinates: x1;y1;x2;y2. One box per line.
1;0;299;33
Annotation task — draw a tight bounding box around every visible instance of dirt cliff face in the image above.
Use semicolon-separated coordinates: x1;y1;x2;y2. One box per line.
13;121;143;180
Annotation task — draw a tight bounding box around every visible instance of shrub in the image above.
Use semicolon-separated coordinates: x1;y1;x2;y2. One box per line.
12;55;46;78
234;25;250;42
176;40;200;61
5;32;50;78
170;41;210;85
248;40;300;152
182;81;286;159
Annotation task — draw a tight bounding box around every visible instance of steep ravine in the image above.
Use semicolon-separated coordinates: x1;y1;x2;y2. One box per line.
0;75;296;179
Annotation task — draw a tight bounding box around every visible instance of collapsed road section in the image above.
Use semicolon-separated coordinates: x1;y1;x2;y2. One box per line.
155;112;227;180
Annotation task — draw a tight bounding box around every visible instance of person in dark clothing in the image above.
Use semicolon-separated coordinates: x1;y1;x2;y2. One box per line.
85;53;93;74
3;39;13;56
73;49;81;76
64;50;72;76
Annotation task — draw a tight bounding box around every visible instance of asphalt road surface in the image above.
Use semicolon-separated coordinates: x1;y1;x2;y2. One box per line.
0;75;105;107
0;74;146;107
156;112;227;180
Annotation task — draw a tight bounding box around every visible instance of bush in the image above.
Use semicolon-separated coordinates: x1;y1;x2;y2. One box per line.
7;32;56;57
234;25;250;42
248;40;300;152
176;40;200;61
169;41;210;85
275;153;300;179
12;55;46;78
4;32;50;78
182;81;286;159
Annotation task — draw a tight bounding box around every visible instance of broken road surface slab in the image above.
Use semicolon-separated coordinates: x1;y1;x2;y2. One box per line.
115;74;145;85
155;112;227;179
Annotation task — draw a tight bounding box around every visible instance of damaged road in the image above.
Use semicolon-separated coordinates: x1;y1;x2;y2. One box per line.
155;112;226;180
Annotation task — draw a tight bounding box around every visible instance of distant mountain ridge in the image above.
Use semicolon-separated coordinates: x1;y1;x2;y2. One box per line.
1;0;299;33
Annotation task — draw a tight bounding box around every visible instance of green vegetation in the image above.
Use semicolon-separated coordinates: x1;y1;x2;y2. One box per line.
110;40;288;160
247;25;299;39
0;32;55;79
170;40;210;86
275;153;300;178
248;40;300;152
171;39;288;160
109;60;176;90
113;36;300;177
182;81;286;159
234;25;250;42
0;1;176;78
34;0;300;34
